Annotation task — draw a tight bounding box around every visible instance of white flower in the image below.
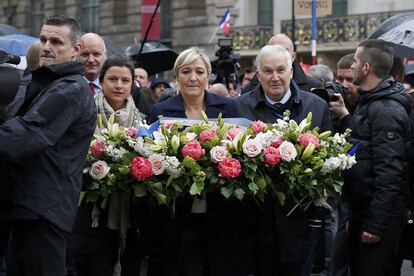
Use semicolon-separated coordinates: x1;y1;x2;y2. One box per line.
108;122;121;138
133;137;153;158
242;139;263;157
278;141;297;162
210;146;228;163
254;131;274;148
148;154;166;175
171;134;180;152
89;160;110;180
321;157;340;174
186;132;197;142
104;145;127;161
164;156;182;178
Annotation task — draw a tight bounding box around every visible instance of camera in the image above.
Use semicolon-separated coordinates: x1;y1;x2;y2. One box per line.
211;38;240;87
311;81;346;103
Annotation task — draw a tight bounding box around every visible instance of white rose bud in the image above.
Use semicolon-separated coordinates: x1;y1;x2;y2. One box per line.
148;154;166;175
278;141;297;162
210;146;228;163
242;139;263;157
171;134;180;153
89;160;110;180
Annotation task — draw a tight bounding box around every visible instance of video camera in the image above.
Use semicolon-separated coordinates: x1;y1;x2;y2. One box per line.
211;38;240;87
311;81;346;103
0;48;21;120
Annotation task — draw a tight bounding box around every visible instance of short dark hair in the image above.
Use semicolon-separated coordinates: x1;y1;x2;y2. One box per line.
358;39;394;79
337;53;354;69
44;15;80;45
99;56;135;84
390;56;405;82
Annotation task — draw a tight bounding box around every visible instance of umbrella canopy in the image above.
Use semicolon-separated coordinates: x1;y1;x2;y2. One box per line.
0;34;39;56
125;41;178;76
102;36;126;58
0;24;23;36
368;12;414;58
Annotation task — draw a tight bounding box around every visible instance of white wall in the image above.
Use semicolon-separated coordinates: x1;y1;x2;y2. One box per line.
348;0;414;14
273;0;296;34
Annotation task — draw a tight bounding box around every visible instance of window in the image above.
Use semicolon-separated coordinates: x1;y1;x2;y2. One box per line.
30;0;44;36
81;0;100;33
258;0;273;25
113;0;128;25
160;0;172;44
330;0;348;17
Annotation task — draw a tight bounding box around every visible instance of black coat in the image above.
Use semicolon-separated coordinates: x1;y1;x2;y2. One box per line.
340;77;411;237
149;90;240;123
0;61;97;232
236;82;332;268
237;80;332;131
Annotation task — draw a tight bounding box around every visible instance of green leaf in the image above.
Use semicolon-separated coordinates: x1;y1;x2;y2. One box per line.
100;197;108;209
78;191;86;207
244;161;258;172
248;182;259;194
133;184;146;197
276;191;286;206
153;191;167;205
256;177;267;190
220;186;234;199
118;166;130;175
234;188;246;200
86;190;99;203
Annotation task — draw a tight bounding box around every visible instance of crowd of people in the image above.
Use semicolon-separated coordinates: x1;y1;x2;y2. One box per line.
0;14;414;276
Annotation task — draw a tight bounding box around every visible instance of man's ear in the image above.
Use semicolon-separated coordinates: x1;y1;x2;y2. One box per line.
72;42;81;61
291;51;297;62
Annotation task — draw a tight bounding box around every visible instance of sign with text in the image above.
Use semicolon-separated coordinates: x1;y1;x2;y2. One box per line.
294;0;333;16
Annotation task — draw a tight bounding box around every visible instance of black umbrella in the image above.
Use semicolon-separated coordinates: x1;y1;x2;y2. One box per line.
125;41;178;76
0;24;23;36
102;36;127;58
368;12;414;58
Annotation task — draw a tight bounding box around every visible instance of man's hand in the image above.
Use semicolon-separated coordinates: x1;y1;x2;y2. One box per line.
329;93;349;119
361;231;381;243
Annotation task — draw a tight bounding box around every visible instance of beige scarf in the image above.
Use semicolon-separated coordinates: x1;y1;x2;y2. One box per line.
94;92;141;276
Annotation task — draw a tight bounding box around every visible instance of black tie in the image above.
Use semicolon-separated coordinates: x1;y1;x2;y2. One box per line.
272;102;284;114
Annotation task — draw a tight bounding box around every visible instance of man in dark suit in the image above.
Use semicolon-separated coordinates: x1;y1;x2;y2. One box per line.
237;44;332;276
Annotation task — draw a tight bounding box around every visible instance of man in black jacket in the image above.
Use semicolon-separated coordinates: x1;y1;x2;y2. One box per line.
332;39;411;275
0;15;96;276
237;44;332;276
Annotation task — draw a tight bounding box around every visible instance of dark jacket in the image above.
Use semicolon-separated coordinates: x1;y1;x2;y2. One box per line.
237;80;332;131
237;81;332;267
240;60;321;94
340;77;411;237
0;61;97;232
149;90;239;123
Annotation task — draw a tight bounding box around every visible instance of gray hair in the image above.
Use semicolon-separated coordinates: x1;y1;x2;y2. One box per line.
256;45;292;71
308;64;334;84
173;47;212;77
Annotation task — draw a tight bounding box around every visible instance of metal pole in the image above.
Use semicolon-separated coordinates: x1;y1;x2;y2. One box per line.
311;0;317;65
291;0;296;51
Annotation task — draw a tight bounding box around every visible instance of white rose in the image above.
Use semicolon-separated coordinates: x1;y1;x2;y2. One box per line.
210;146;228;163
148;154;166;175
89;160;110;180
278;141;297;162
186;132;197;142
242;139;263;157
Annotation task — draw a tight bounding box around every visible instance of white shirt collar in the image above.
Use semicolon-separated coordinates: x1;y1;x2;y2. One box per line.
264;88;292;105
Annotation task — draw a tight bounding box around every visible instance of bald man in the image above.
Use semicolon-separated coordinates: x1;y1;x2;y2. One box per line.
79;33;107;94
209;83;230;97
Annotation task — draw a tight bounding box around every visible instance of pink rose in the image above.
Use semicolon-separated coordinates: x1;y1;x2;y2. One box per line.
227;128;246;140
148;154;165;175
199;129;217;143
298;133;320;148
242;139;263;157
90;139;105;158
89;160;110;180
263;146;281;167
210;146;228;163
251;120;267;135
271;137;284;148
163;123;174;130
130;156;153;181
125;127;138;138
278;141;297;162
218;157;242;179
181;141;205;160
